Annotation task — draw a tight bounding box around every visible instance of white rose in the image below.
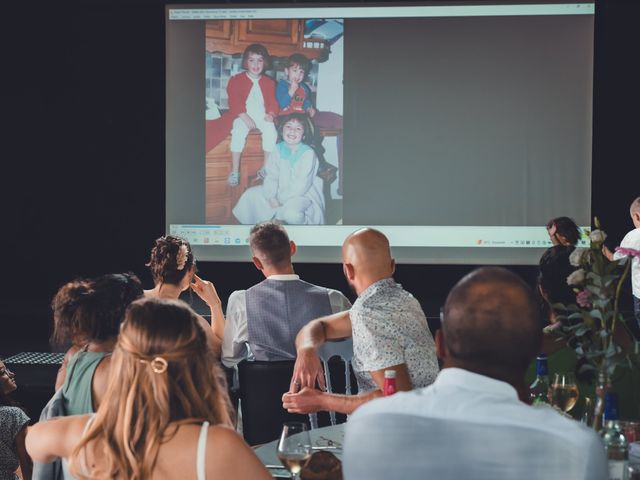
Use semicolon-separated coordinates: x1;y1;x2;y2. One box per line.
567;268;586;286
589;229;607;243
569;247;588;267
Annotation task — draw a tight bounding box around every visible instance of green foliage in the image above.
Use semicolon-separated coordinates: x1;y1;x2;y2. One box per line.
549;219;634;382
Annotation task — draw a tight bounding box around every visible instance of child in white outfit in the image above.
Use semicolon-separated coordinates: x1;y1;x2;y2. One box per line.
232;113;325;225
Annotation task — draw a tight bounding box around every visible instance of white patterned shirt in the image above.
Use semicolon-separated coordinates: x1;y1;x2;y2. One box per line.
349;278;439;393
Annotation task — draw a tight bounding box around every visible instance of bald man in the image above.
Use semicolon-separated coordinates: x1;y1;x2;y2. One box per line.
282;228;438;415
343;267;607;480
604;196;640;328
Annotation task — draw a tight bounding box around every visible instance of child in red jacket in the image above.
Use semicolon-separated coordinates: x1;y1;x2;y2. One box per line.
225;43;278;186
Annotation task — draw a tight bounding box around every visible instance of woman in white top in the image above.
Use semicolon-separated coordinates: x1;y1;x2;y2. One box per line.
26;297;271;480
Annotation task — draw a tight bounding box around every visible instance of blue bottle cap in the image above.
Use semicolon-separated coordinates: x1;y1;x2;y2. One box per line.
604;392;619;421
536;354;548;376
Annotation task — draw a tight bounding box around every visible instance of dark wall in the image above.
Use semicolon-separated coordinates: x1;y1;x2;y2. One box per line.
1;0;639;354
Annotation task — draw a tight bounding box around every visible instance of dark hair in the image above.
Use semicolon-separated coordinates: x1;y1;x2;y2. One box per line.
277;112;311;145
52;273;143;346
443;267;541;377
538;245;578;320
249;222;291;267
0;358;16;407
286;53;311;75
546;216;580;246
146;236;194;286
241;43;271;71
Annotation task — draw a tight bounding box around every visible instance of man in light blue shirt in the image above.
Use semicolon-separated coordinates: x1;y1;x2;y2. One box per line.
343;267;608;480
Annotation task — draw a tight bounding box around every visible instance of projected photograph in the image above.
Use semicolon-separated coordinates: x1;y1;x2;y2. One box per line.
204;19;344;226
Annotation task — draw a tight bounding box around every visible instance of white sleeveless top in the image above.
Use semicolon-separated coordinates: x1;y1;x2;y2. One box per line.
64;417;211;480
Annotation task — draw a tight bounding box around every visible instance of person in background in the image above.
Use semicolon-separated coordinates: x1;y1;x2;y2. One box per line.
52;273;143;414
282;228;438;415
546;216;581;247
0;358;31;480
26;298;271;480
51;279;93;389
343;267;607;480
537;243;578;330
145;235;224;355
603;196;640;329
222;222;350;369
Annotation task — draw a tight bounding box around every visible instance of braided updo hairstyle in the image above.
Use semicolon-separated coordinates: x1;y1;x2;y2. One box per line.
146;236;194;286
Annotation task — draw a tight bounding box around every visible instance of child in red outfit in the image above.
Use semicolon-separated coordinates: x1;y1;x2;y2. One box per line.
226;43;279;186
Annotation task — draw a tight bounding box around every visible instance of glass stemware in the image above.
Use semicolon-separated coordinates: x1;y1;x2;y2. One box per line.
277;422;312;479
550;372;579;413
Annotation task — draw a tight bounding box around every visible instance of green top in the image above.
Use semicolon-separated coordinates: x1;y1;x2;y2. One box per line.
61;350;109;415
525;347;640;420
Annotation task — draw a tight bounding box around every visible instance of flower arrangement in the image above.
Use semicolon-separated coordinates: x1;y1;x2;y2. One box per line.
549;219;636;380
547;219;640;429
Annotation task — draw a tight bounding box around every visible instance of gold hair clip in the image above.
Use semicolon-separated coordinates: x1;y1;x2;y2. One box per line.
140;356;168;374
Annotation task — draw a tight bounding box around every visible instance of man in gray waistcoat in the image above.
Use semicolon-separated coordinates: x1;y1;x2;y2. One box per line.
221;222;351;368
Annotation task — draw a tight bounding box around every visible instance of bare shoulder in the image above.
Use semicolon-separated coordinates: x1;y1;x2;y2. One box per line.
27;415;92;462
205;425;271;479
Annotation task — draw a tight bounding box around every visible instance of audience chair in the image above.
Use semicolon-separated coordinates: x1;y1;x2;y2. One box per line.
317;338;353;426
237;360;311;446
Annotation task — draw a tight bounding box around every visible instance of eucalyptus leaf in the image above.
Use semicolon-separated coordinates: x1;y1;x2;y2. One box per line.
590;309;603;320
587;272;602;287
575;326;589;337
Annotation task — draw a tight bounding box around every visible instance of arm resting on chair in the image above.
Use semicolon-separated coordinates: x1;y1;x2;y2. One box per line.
291;311;352;392
283;363;412;415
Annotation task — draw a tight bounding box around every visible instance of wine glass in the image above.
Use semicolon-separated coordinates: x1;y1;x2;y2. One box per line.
550;372;579;413
277;422;312;479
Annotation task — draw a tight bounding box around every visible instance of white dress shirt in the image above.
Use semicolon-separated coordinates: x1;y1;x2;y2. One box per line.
613;227;640;298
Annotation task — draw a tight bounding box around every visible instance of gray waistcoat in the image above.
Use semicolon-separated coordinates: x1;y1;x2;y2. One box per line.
245;278;332;361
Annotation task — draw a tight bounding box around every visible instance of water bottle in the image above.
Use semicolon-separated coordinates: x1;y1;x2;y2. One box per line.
529;354;550;405
600;392;629;480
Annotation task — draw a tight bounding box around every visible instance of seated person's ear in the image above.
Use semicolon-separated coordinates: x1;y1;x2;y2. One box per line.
290;240;297;257
435;329;447;360
252;256;264;271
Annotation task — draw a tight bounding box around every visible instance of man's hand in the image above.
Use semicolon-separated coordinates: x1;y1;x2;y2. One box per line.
290;347;325;393
190;274;221;308
239;113;256;130
602;244;614;261
264;113;274;123
282;387;324;414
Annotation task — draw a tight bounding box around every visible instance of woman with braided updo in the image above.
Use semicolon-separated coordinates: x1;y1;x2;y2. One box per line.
27;298;271;480
145;235;224;355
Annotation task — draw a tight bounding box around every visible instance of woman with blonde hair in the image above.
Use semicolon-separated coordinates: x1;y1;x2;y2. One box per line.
26;298;271;480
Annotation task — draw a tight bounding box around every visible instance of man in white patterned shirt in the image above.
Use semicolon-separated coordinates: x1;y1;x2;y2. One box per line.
282;228;439;415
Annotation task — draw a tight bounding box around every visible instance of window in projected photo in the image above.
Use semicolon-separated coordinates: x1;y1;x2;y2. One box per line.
166;3;594;264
